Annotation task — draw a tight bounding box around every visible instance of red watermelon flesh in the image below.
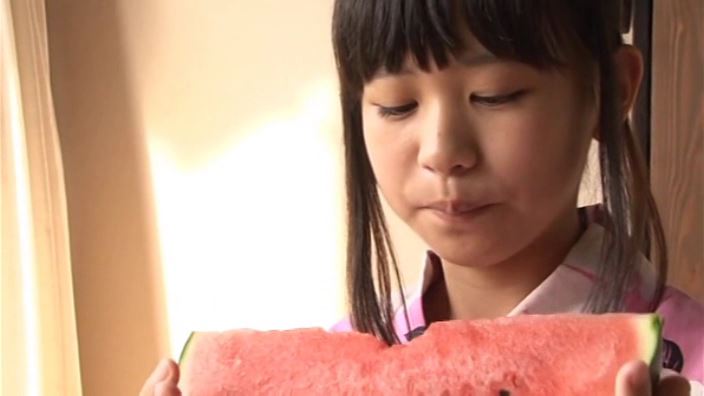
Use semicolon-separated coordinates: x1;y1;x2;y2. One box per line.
178;313;662;395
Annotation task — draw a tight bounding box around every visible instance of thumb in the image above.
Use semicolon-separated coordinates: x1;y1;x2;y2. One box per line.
163;359;180;384
140;359;180;396
616;360;652;396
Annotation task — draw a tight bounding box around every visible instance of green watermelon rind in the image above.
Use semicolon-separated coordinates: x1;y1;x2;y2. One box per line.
640;314;664;388
178;331;198;368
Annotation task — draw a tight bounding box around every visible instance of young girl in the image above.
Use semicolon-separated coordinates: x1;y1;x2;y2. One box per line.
141;1;703;395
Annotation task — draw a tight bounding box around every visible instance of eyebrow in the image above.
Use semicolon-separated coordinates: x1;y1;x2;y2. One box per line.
373;52;501;78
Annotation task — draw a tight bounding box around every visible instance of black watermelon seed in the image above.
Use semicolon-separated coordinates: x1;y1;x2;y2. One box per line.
404;325;427;341
499;390;511;396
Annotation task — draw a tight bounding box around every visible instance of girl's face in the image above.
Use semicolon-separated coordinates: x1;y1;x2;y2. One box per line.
361;37;597;269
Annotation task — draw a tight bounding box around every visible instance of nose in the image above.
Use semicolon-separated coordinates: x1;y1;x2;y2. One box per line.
417;100;479;177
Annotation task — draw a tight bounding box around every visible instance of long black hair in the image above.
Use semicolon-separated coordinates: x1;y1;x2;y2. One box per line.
331;0;667;346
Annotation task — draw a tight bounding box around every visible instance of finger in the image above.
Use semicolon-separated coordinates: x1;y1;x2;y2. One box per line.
655;371;690;396
139;359;177;396
165;359;180;384
659;368;681;379
154;380;182;396
615;360;652;396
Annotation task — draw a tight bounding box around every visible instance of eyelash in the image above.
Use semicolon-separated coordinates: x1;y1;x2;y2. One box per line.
376;90;527;119
377;103;417;118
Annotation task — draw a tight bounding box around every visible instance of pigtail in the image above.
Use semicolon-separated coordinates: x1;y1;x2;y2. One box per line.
584;1;668;313
335;25;409;344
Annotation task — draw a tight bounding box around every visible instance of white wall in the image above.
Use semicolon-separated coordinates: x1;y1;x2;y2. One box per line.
116;0;353;356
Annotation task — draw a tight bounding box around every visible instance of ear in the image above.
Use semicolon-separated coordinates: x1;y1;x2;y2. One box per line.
592;45;644;141
613;44;644;121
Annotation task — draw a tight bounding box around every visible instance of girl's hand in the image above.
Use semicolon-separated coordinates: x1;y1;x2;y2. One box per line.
616;360;691;395
139;358;181;396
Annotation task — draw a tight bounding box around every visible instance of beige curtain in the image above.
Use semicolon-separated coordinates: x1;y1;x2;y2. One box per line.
1;0;82;395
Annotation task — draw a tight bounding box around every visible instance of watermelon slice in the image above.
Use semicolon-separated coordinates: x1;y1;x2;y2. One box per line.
179;313;662;395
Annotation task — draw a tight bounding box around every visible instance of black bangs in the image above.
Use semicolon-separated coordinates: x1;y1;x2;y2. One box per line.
333;0;621;92
332;0;458;86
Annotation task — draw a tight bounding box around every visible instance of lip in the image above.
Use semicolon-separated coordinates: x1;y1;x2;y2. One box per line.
425;201;493;225
425;200;489;214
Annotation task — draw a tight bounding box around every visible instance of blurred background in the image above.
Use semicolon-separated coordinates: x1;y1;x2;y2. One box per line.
2;1;701;395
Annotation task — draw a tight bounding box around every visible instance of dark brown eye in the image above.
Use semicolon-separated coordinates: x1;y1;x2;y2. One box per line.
471;90;527;107
377;102;417;118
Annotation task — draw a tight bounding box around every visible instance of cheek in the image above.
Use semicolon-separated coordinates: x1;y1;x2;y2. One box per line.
483;105;591;207
362;112;416;207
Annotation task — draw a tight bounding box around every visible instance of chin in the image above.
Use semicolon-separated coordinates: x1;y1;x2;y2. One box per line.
424;226;529;268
